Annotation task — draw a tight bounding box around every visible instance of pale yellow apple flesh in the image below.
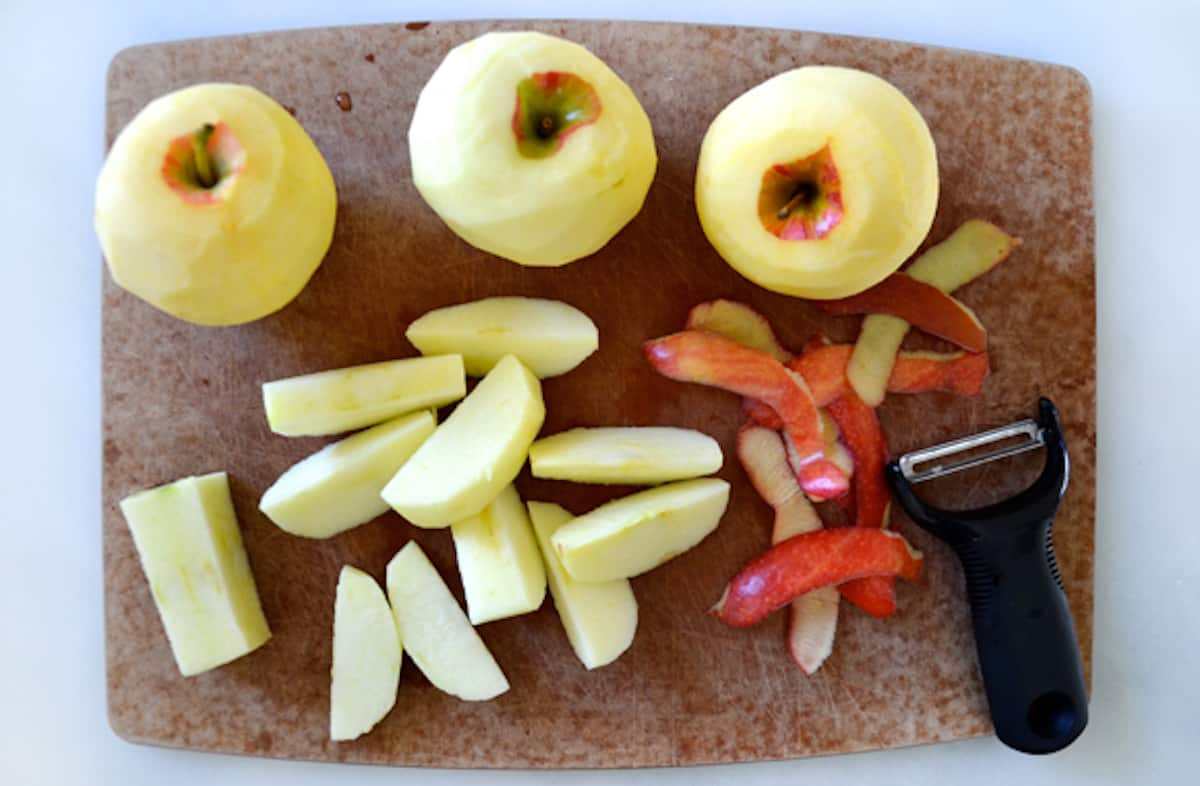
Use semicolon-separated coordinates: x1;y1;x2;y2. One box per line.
408;31;657;267
551;478;731;582
381;354;545;528
528;502;637;670
119;472;270;676
94;83;337;326
695;66;939;299
451;485;547;624
260;410;436;538
406;296;599;378
330;566;402;741
262;355;465;437
847;220;1019;404
385;542;509;701
529;427;723;485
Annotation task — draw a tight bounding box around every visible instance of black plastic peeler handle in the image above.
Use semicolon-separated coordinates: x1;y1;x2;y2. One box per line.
885;398;1088;754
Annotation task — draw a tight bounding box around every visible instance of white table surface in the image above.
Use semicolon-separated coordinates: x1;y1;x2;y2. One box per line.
3;0;1197;783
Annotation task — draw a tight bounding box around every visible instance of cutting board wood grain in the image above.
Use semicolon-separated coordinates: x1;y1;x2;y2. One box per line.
102;20;1095;768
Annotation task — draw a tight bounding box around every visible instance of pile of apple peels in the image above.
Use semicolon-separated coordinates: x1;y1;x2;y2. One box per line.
644;219;1020;674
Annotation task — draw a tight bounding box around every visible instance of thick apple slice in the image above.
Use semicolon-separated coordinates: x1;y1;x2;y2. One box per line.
119;472;270;676
551;478;731;582
330;566;402;741
263;355;465;437
382;354;545;528
684;299;792;363
710;528;924;628
406;296;599;378
385;542;509;701
643;330;848;500
451;485;547;624
737;425;838;674
260;410;436;539
847;220;1019;405
529;427;722;485
528;502;637;670
816;273;987;352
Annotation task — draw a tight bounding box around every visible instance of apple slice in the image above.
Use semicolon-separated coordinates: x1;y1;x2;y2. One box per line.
263;355;465;437
406;296;599;378
385;542;509;701
528;501;637;670
847;220;1019;405
260;410;436;539
551;478;731;582
684;299;792;363
119;472;270;676
815;273;987;352
529;427;722;485
451;485;547;624
643;330;848;500
710;528;924;628
737;425;838;674
330;566;402;741
381;354;545;528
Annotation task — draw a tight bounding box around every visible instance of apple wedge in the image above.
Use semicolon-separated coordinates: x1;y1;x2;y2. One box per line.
529;427;722;485
684;299;792;363
119;472;270;676
847;220;1019;405
330;566;402;741
382;354;545;528
737;424;838;674
528;501;637;670
260;410;436;539
262;355;465;437
385;542;509;701
815;273;987;352
551;478;730;582
451;485;547;624
406;296;599;378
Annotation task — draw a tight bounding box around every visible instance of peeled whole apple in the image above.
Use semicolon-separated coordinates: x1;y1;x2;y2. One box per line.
95;83;337;325
695;67;939;299
408;32;657;267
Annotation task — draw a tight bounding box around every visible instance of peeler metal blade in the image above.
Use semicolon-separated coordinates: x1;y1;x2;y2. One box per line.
897;418;1045;484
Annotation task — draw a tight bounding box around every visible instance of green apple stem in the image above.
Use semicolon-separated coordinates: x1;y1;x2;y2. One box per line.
777;181;817;220
192;124;217;188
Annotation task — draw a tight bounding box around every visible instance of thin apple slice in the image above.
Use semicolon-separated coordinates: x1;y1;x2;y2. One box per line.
263;355;465;437
815;273;987;352
260;410;436;539
684;299;792;363
847;220;1019;405
710;528;924;628
551;478;731;582
528;501;638;670
643;330;848;500
119;472;270;676
451;485;547;624
385;542;509;701
330;566;402;741
529;427;722;485
737;425;838;674
406;296;599;378
381;354;545;528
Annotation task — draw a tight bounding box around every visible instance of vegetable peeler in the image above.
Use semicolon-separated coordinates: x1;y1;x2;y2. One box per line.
885;398;1088;754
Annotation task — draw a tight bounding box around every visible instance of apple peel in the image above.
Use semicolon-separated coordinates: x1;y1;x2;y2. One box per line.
644;331;848;500
710;528;923;628
685;299;792;363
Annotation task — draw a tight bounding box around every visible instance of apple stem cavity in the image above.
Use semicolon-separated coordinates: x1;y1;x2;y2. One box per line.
512;72;602;159
161;121;246;205
191;123;218;188
759;143;844;241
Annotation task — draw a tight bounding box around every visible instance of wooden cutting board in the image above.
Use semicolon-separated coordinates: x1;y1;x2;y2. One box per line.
102;19;1095;768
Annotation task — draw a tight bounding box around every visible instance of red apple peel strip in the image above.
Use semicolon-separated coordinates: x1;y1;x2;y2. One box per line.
685;300;792;363
644;331;848;500
737;424;838;674
710;528;923;628
816;273;988;352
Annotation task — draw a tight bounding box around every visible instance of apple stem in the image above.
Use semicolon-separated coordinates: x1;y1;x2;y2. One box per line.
192;124;217;188
777;181;818;220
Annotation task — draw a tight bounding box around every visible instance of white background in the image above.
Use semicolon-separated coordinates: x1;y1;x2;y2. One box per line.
3;1;1198;784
